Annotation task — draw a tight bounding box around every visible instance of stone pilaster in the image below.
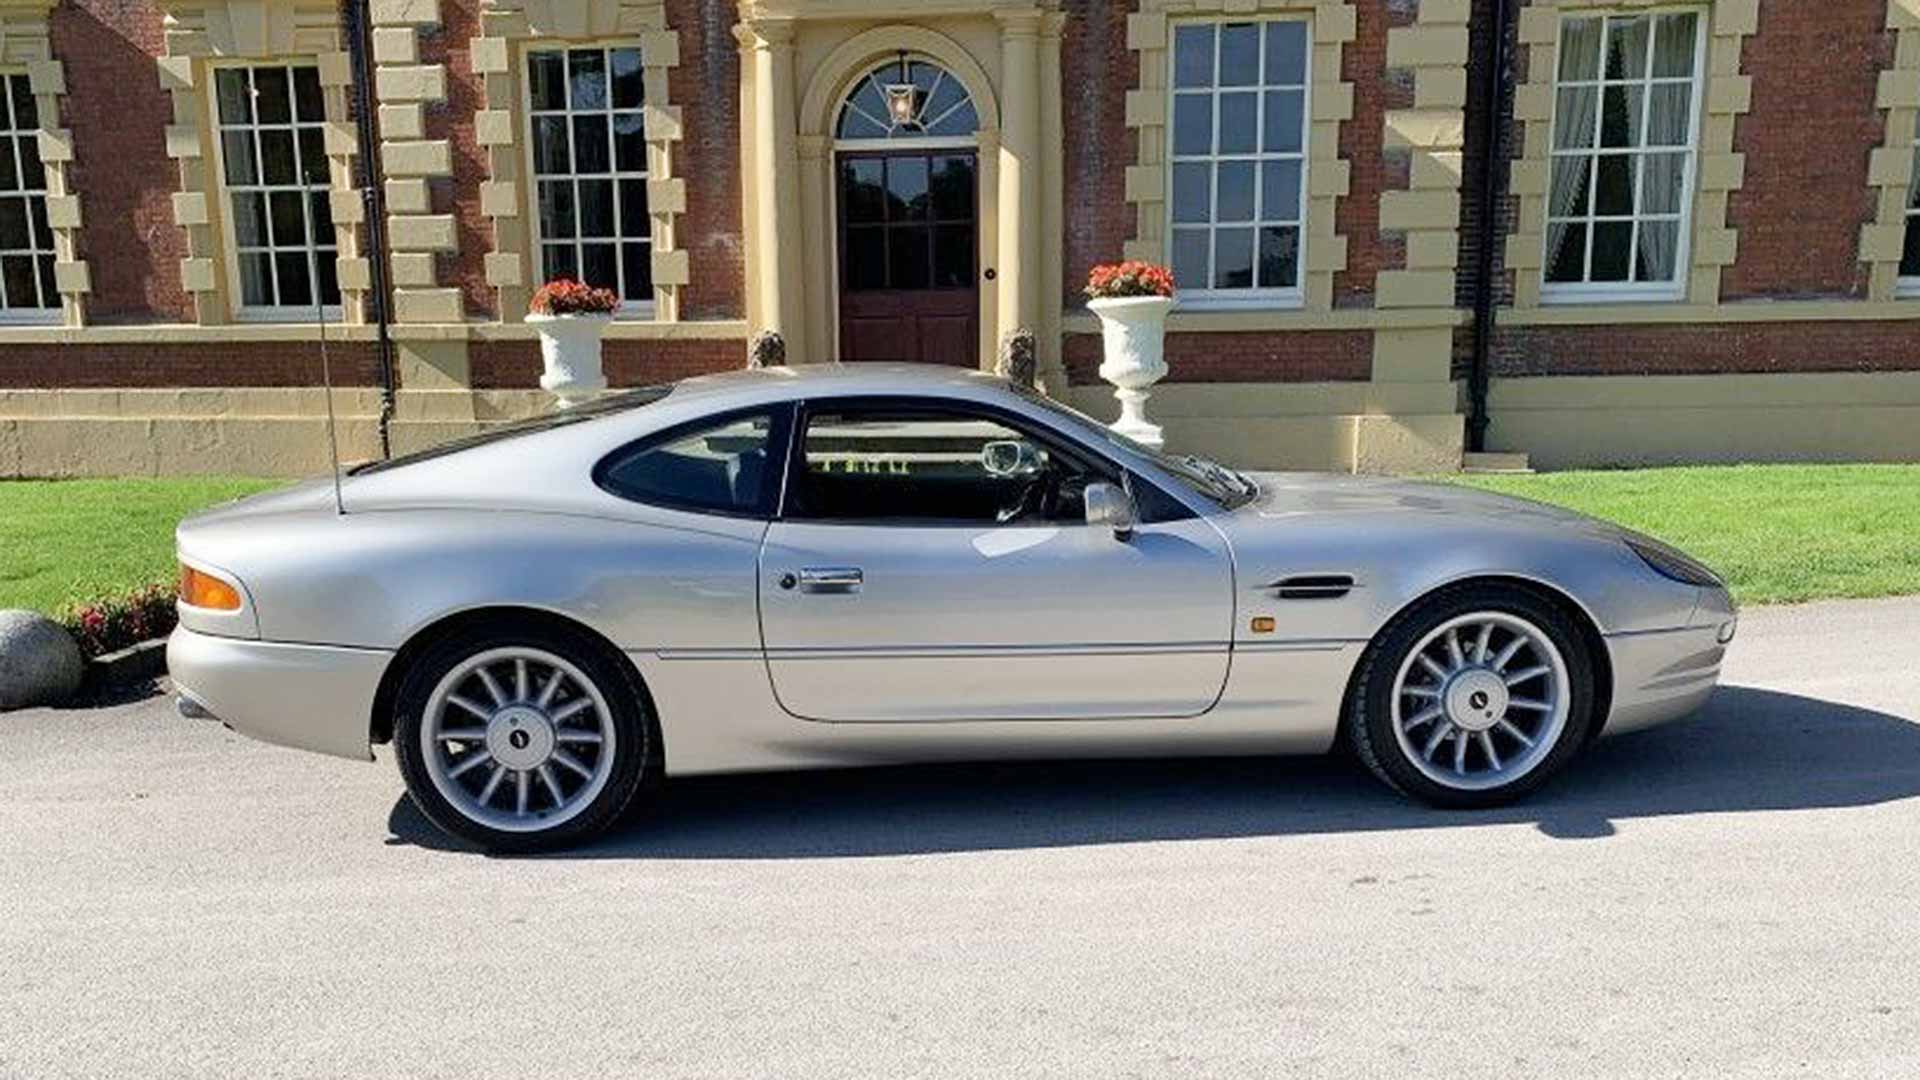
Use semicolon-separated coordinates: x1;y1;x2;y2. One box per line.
370;0;458;323
1378;0;1470;310
1863;0;1920;299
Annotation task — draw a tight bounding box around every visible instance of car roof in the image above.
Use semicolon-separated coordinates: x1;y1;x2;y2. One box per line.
669;362;1007;404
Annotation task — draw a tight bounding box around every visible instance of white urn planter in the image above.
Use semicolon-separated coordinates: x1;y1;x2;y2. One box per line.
527;312;611;408
1088;294;1176;447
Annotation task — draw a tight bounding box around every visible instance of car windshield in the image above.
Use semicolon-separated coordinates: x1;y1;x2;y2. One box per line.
1009;384;1258;509
351;385;675;475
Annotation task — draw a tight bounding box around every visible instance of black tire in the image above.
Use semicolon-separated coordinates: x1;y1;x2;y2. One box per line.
391;619;655;853
1346;583;1597;809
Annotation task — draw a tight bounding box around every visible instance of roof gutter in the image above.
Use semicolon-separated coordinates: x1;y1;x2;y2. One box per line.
343;0;396;459
1466;0;1515;455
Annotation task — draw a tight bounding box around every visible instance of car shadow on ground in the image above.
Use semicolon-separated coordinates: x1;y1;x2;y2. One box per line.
385;686;1920;858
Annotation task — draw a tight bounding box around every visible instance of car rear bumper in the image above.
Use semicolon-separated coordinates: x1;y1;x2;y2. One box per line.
167;627;389;762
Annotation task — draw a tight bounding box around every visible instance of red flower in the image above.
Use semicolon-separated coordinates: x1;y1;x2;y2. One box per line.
1084;261;1176;300
530;278;621;316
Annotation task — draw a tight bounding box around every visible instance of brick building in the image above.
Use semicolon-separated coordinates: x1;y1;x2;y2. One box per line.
0;0;1916;476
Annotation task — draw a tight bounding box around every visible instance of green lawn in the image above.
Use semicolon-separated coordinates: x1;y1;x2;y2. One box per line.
0;478;283;616
0;466;1915;616
1457;464;1920;606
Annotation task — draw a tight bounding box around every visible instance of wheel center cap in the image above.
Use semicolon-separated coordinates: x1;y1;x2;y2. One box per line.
1444;669;1509;733
486;705;556;771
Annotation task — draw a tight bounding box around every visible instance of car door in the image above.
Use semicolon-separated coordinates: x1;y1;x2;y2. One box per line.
757;397;1235;723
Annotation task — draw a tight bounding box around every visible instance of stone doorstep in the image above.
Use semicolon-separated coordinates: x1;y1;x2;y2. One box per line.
1461;451;1533;474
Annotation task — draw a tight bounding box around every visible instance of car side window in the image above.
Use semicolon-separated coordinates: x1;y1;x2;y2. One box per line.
786;406;1095;525
597;412;781;517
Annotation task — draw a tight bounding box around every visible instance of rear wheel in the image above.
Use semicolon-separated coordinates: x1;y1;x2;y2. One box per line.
392;622;653;852
1347;585;1596;808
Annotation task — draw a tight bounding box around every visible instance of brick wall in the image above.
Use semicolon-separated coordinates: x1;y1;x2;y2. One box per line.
56;0;188;323
0;341;384;387
1490;320;1920;377
1059;0;1136;306
468;338;739;388
1063;329;1372;384
1468;1;1916;381
430;0;495;320
669;0;745;320
1335;0;1413;308
1722;0;1890;300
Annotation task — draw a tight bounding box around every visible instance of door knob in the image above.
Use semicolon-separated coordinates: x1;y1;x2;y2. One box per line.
797;567;863;593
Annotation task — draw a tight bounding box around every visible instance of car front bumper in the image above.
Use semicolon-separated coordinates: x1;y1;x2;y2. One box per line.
1601;587;1736;737
168;627;390;762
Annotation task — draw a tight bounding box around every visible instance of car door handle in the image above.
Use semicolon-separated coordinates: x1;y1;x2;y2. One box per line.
796;567;863;593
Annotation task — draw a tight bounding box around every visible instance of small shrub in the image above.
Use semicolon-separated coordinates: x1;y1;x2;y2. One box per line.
1084;261;1176;301
530;278;621;316
63;583;178;659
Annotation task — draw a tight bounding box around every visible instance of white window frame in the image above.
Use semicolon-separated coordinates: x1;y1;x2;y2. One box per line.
0;69;60;325
207;60;343;324
1897;111;1920;299
1163;14;1312;312
520;41;656;320
1540;8;1707;305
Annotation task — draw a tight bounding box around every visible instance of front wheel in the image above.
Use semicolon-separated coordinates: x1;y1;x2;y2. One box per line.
1347;585;1596;808
391;622;654;852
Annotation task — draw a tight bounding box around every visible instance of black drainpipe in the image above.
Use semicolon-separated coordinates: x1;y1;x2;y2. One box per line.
1466;0;1515;455
344;0;396;459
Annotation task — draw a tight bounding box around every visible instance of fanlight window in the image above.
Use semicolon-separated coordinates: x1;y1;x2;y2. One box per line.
837;57;978;140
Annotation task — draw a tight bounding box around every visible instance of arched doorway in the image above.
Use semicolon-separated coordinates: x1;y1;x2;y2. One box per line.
833;56;981;365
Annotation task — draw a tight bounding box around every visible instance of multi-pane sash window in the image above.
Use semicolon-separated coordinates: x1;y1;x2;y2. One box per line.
527;46;652;311
214;64;339;313
1900;113;1920;292
1544;12;1703;299
1167;18;1309;306
0;74;56;317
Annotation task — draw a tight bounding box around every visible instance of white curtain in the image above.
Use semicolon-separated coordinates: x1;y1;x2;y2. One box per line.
1636;20;1697;281
1545;19;1604;274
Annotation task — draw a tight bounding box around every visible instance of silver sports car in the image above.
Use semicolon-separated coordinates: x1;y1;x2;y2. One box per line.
169;364;1735;851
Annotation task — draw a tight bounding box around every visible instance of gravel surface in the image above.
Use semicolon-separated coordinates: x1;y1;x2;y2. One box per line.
4;597;1918;1079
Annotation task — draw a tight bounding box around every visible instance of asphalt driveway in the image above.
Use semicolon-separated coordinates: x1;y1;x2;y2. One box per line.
4;597;1919;1079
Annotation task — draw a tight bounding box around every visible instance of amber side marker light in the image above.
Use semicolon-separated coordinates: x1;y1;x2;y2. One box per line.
180;565;242;611
1250;616;1276;634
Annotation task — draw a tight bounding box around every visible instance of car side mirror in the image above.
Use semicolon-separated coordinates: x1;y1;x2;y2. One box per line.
1083;481;1136;541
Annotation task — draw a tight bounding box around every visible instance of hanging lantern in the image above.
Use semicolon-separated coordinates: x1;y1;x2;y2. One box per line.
883;52;917;128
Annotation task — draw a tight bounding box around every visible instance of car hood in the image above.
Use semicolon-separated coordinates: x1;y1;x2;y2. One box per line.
1231;472;1622;538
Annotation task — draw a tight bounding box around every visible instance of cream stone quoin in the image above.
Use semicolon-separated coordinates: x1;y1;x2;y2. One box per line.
1088;295;1175;448
527;313;611;407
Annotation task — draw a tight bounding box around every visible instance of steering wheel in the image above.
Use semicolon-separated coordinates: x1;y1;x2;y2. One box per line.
996;469;1061;525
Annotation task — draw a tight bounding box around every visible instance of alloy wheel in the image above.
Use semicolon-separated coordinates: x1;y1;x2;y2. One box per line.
419;646;617;832
1388;611;1572;792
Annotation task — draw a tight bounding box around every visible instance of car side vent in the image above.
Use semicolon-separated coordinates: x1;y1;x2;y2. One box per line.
1272;574;1355;600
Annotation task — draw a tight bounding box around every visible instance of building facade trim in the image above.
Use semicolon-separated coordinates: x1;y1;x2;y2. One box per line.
156;0;369;326
1123;0;1358;314
0;0;84;326
1866;0;1920;300
1508;0;1756;309
473;0;686;324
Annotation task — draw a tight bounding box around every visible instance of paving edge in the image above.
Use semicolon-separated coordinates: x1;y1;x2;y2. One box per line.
82;638;168;694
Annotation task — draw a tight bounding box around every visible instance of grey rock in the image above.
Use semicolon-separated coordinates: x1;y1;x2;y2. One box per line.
0;609;84;710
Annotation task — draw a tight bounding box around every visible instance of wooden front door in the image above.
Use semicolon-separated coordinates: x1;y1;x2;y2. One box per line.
837;150;979;366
